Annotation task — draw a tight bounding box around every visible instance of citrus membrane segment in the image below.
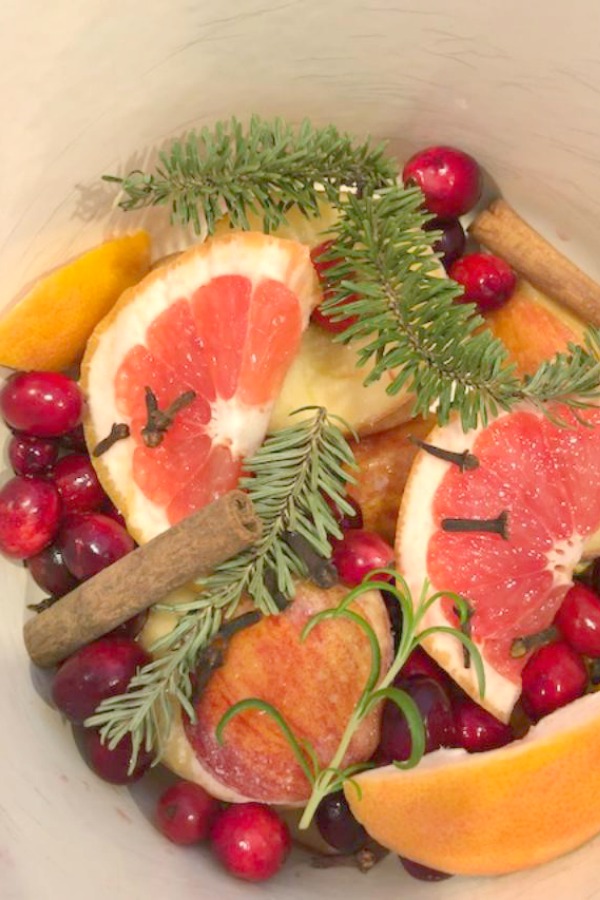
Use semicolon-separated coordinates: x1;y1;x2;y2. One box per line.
82;232;320;544
396;403;600;720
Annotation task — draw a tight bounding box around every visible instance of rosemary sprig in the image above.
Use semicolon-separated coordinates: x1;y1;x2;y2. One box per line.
217;570;485;828
85;407;357;768
104;115;395;235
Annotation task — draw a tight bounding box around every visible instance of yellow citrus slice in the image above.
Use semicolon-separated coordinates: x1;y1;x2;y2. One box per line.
81;231;319;544
345;690;600;876
0;232;151;371
395;404;600;722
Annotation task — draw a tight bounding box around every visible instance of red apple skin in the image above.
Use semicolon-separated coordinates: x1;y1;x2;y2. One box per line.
183;580;393;805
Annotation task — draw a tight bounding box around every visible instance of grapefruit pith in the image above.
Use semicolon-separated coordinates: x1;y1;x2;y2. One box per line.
81;232;320;544
345;689;600;876
396;403;600;721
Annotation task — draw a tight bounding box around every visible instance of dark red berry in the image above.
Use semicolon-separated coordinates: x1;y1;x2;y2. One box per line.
0;476;61;558
452;695;514;753
315;790;367;853
331;529;394;587
521;641;588;721
52;636;149;723
8;433;58;476
27;543;79;597
403;146;481;218
450;252;516;312
51;453;106;514
310;241;359;333
423;217;466;270
107;610;148;640
400;856;453;881
325;492;363;531
60;423;87;452
554;583;600;658
375;676;455;764
155;781;220;845
101;498;127;528
0;371;82;437
399;647;450;688
83;730;152;784
209;802;291;882
58;512;135;580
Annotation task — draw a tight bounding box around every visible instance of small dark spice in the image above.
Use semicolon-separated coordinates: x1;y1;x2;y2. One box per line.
193;610;263;700
141;386;196;448
311;841;389;873
442;510;509;540
510;625;559;659
92;422;131;457
27;596;59;614
264;568;291;611
410;436;479;472
282;530;339;589
454;597;475;668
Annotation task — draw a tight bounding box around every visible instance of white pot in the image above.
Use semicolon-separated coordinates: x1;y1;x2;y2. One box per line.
1;1;599;897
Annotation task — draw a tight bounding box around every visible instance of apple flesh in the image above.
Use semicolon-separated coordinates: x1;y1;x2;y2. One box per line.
180;580;393;806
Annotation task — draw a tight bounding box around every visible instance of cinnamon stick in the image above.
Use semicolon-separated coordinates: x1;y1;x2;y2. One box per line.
469;199;600;326
23;490;261;668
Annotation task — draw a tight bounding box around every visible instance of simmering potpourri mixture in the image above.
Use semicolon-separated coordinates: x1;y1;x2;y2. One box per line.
6;117;600;883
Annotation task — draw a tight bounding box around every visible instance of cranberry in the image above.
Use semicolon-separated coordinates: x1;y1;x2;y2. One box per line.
51;453;106;514
60;423;87;452
209;802;291;882
101;498;127;529
399;647;450;688
108;611;148;639
554;583;600;658
155;781;220;845
8;433;58;476
83;730;152;784
310;240;359;333
52;636;149;723
423;217;466;270
400;857;453;881
325;492;364;531
332;529;394;587
27;543;79;597
0;371;82;437
0;476;61;559
452;695;514;753
375;676;455;764
521;641;588;721
315;791;367;853
58;512;135;580
450;252;516;312
402;146;481;218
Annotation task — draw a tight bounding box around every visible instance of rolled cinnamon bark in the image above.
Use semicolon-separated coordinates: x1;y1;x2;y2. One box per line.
470;199;600;326
23;490;261;668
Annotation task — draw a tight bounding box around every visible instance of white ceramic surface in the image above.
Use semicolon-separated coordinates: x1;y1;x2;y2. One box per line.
2;1;600;897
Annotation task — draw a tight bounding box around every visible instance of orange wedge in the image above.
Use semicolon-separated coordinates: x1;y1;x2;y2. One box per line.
345;690;600;876
0;232;151;371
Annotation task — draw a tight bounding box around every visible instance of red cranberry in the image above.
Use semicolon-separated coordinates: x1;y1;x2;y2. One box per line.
52;636;149;723
310;240;359;333
554;583;600;657
8;433;58;476
51;453;106;514
209;803;291;882
101;498;127;528
450;252;516;312
423;217;466;270
108;611;148;639
315;791;367;853
375;676;455;764
60;423;87;452
58;512;135;580
27;543;79;597
332;529;394;586
400;857;453;881
83;730;152;784
452;695;514;753
399;647;450;688
325;492;363;531
521;641;588;721
0;476;61;559
0;371;82;437
402;146;482;218
155;781;220;845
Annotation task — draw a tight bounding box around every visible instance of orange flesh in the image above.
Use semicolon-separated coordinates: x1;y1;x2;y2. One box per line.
428;406;600;679
115;275;302;524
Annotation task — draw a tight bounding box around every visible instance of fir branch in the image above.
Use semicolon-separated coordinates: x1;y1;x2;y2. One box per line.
103;116;396;235
85;408;357;769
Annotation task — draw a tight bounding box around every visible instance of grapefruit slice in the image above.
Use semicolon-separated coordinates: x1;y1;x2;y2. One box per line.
345;689;600;876
396;403;600;722
81;232;319;543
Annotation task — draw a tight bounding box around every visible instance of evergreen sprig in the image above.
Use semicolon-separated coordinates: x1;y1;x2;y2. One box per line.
85;408;357;768
104;115;396;235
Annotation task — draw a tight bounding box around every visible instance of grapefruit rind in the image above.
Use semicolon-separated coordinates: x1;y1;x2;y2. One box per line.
81;232;319;544
345;689;600;875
